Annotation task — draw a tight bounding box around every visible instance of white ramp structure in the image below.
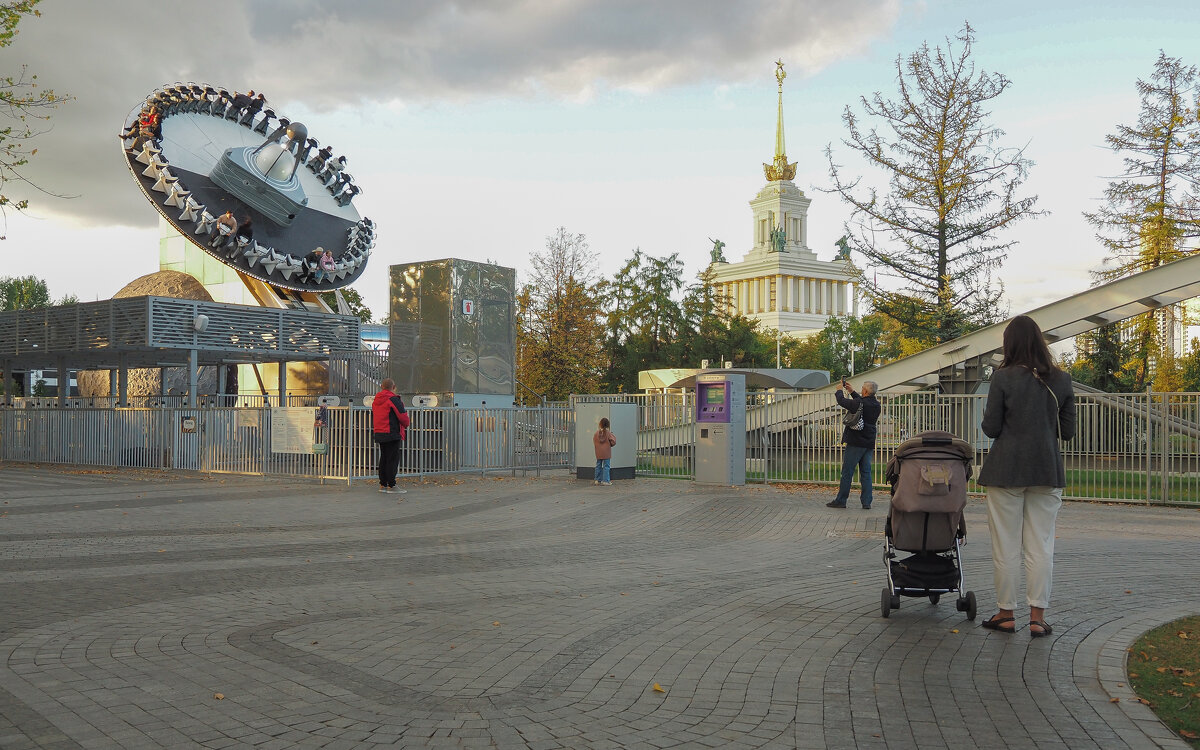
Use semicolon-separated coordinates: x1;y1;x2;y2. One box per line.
815;252;1200;395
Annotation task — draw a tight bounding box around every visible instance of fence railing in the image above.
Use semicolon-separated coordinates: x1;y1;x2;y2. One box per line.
629;390;1200;505
7;394;361;409
4;392;1198;504
0;405;575;483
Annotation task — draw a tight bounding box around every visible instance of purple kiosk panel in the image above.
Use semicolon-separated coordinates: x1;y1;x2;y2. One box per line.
696;380;731;423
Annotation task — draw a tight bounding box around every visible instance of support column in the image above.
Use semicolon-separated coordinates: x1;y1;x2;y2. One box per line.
776;274;785;314
805;278;814;313
159;368;168;406
57;356;67;408
118;356;129;408
278;360;288;407
852;282;859;318
187;349;198;409
2;359;10;406
109;369;118;406
217;364;226;406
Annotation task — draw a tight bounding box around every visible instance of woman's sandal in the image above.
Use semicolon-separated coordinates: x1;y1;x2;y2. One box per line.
981;615;1016;633
1029;620;1054;638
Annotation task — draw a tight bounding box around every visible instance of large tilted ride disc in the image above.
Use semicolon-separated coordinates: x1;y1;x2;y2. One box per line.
120;84;375;292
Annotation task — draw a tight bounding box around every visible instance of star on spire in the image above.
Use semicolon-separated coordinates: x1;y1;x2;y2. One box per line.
764;59;797;181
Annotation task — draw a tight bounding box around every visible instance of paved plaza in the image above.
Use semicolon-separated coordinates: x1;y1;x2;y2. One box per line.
1;465;1197;749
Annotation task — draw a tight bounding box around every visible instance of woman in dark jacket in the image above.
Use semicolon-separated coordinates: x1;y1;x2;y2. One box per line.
977;315;1075;638
371;378;410;494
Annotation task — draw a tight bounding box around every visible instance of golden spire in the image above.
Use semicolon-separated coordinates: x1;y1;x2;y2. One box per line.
763;58;797;181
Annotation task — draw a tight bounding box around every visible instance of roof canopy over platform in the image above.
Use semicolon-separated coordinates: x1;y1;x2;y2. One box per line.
639;368;830;392
0;296;360;370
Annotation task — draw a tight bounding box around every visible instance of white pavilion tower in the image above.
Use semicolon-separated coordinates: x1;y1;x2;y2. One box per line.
708;60;857;336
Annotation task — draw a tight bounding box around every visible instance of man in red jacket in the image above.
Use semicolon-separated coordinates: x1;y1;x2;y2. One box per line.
372;378;410;494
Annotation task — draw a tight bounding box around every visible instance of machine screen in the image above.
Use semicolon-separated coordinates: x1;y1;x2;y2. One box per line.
705;384;726;404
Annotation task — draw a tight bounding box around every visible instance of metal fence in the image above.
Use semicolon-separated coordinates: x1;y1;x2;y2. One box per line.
4;392;1198;504
0;405;575;482
626;390;1200;505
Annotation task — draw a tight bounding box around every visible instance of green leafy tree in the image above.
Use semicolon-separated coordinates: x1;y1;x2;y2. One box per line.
318;286;373;324
825;23;1039;345
0;273;48;309
1085;52;1200;379
516;228;605;400
0;1;70;232
791;313;904;377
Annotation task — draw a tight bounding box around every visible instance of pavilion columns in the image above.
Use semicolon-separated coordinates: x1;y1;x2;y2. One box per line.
852;282;859;317
775;274;784;313
278;360;288;407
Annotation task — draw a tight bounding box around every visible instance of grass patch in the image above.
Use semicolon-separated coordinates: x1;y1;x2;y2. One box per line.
1127;615;1200;747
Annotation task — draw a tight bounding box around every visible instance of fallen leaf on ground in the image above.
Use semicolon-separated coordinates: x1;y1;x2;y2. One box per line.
1110;697;1120;703
213;693;224;700
652;683;665;693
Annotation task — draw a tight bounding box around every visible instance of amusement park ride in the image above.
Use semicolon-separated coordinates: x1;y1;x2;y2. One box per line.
120;84;375;310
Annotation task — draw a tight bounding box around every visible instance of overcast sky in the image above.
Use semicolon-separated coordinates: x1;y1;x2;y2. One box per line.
4;0;1199;327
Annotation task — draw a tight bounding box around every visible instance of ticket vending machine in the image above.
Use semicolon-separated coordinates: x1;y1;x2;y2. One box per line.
695;372;746;485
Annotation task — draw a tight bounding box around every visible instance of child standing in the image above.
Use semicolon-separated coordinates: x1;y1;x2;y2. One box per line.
593;417;616;486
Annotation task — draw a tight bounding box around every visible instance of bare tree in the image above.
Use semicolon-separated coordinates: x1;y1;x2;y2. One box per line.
516;227;606;399
0;1;72;234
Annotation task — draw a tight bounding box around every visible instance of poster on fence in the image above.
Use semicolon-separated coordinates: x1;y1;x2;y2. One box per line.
270;408;315;454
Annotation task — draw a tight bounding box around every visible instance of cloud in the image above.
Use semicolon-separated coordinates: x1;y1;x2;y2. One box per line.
6;0;899;227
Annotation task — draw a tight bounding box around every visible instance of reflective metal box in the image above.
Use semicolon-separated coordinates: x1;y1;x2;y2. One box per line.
388;259;516;399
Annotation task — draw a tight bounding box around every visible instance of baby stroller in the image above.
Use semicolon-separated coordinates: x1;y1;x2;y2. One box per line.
880;430;977;620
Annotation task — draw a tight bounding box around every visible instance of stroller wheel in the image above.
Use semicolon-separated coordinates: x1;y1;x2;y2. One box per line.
881;588;892;618
890;593;901;609
965;591;977;621
928;593;941;605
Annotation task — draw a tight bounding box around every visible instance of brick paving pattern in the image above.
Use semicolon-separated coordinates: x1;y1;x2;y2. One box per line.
1;465;1196;749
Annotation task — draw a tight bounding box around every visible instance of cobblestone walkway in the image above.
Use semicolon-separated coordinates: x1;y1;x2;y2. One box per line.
1;466;1196;749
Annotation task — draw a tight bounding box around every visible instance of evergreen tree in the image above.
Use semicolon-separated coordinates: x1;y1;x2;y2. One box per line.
1085;52;1200;376
1178;339;1200;391
600;248;687;392
825;23;1039;345
1070;324;1134;392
